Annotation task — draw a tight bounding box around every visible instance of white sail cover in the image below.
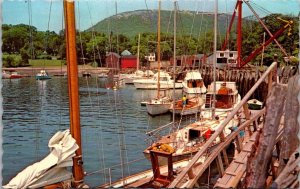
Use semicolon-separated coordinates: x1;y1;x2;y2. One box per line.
3;129;78;189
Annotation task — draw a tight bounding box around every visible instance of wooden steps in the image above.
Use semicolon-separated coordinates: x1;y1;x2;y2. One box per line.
214;131;259;188
205;94;212;108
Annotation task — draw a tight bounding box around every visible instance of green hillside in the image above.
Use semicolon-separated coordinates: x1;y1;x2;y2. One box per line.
88;10;233;38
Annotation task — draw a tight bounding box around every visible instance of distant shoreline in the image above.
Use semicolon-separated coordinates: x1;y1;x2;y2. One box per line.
2;66;111;77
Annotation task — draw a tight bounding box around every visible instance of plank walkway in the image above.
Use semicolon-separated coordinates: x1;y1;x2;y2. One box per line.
214;131;259;188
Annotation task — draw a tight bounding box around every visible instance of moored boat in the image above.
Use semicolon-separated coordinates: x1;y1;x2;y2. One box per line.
35;70;51;80
247;99;263;110
144;81;241;165
2;71;11;79
169;96;204;115
133;71;182;89
146;96;172;116
9;71;23;79
182;70;207;97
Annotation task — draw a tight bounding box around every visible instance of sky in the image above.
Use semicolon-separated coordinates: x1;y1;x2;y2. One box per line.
2;0;300;33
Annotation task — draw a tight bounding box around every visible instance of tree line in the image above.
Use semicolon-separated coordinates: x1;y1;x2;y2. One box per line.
2;13;298;68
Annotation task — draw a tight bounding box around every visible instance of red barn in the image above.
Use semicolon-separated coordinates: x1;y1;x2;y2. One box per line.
121;55;137;69
120;50;137;69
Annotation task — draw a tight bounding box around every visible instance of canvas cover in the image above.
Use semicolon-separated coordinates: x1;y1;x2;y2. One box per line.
3;129;78;189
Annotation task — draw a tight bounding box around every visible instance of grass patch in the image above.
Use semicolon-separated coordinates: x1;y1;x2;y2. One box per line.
29;59;65;67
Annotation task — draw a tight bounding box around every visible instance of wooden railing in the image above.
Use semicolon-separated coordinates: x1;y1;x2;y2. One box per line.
168;62;278;188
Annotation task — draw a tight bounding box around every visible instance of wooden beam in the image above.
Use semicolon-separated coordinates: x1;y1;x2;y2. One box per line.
216;154;225;176
244;83;287;188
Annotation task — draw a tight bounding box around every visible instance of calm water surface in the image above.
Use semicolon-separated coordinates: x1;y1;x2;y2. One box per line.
2;77;196;187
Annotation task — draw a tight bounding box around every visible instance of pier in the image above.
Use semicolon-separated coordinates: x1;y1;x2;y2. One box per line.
167;62;299;188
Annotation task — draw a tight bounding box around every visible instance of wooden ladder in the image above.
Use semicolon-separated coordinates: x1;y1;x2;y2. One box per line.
205;94;212;108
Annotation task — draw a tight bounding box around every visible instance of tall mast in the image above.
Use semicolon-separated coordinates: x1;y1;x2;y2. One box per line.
172;1;177;124
212;0;218;119
157;0;161;98
137;33;140;71
64;0;84;187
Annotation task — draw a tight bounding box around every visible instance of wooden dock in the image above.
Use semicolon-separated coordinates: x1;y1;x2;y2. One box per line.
167;62;299;188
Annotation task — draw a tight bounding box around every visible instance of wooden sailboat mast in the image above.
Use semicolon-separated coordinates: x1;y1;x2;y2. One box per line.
212;0;218;119
63;0;85;186
156;0;161;98
172;1;177;123
137;33;140;72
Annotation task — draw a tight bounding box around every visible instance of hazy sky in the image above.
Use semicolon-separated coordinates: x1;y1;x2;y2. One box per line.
2;0;299;33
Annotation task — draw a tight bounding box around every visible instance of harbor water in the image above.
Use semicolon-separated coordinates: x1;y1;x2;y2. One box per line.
2;77;197;187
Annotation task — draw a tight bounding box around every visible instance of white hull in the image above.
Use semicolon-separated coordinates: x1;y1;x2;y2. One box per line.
134;81;182;89
146;98;172;115
133;71;182;89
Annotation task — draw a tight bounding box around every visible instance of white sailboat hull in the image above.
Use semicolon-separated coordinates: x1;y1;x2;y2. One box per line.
146;99;172;115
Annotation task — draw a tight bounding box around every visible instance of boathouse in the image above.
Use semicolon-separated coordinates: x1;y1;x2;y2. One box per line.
170;54;207;68
105;52;120;69
120;50;137;69
206;50;238;68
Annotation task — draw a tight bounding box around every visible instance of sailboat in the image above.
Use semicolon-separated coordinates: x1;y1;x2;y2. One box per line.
145;0;173;116
4;1;86;188
144;0;241;165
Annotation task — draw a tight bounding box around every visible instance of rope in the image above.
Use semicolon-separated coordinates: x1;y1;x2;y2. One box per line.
188;1;199;47
196;0;206;53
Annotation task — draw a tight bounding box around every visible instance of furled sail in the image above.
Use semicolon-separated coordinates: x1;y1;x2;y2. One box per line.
3;130;78;189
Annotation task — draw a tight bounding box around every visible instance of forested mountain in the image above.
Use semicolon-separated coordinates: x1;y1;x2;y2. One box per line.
2;10;298;67
88;10;232;38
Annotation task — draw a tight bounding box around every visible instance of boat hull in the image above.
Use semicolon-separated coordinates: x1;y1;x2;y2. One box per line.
146;102;171;115
134;81;182;89
36;76;51;80
170;97;204;115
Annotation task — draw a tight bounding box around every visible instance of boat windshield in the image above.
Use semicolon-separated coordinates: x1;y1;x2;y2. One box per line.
160;77;169;81
187;79;203;88
215;94;235;109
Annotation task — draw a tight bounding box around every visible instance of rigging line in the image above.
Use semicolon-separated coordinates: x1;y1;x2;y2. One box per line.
188;0;199;46
85;157;146;176
250;1;272;15
225;0;230;50
166;8;173;35
144;0;155;31
196;0;206;54
176;3;189;56
113;90;128;183
85;0;98;66
43;0;53;55
27;0;34;59
58;5;65;131
86;2;104;68
94;78;107;183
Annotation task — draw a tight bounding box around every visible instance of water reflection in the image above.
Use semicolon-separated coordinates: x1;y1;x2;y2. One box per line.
2;77;193;187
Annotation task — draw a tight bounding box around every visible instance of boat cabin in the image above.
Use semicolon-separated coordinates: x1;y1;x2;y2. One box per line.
153;72;172;82
184;71;204;88
206;81;238;109
176;124;214;145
